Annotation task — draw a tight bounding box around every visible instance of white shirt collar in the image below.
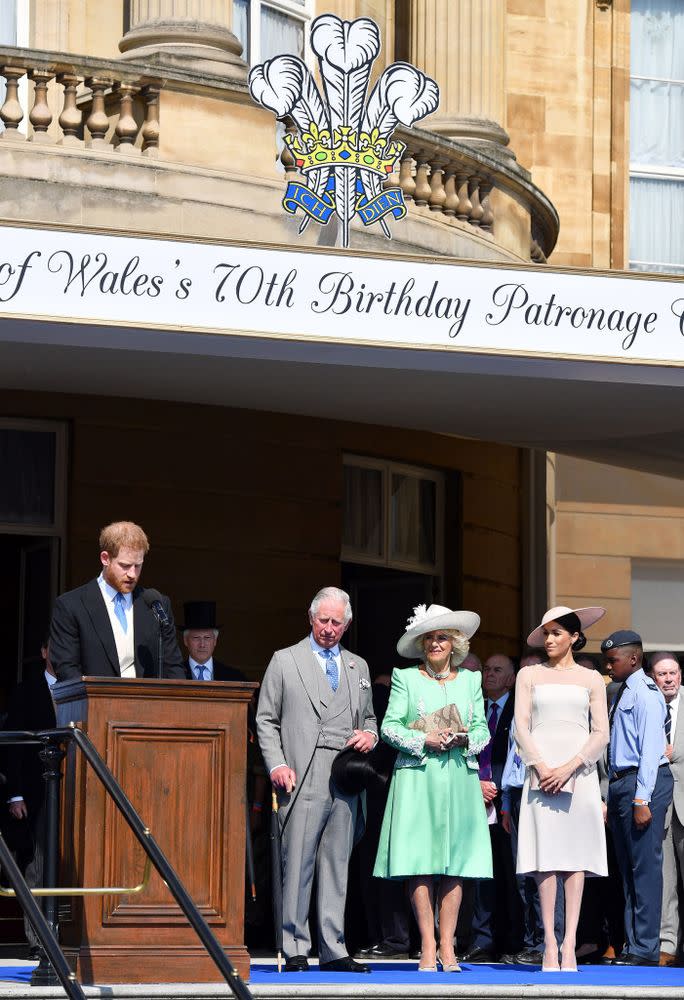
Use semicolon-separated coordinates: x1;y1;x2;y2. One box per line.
190;657;213;675
45;671;57;688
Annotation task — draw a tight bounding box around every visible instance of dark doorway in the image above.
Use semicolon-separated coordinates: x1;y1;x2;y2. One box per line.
341;563;439;677
0;535;57;714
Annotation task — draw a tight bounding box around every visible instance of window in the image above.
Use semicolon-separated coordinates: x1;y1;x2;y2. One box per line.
0;1;29;134
630;0;684;274
342;456;444;576
233;0;312;67
632;559;684;650
0;419;67;534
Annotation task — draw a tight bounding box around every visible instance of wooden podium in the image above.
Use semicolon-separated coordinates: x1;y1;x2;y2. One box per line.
52;677;256;984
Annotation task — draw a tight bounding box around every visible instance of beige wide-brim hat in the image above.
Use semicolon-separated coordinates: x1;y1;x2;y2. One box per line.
397;604;480;659
526;605;606;648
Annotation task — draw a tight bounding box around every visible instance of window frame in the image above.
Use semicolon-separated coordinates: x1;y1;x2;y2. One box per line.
341;453;445;579
235;0;313;68
0;417;67;537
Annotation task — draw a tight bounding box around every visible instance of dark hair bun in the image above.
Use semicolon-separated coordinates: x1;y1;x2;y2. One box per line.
572;632;587;652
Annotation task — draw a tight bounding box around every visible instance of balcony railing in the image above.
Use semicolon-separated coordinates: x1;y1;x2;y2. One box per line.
0;47;162;155
0;45;559;262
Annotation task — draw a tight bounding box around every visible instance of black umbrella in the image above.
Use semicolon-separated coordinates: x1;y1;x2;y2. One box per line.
270;789;283;972
245;808;256;903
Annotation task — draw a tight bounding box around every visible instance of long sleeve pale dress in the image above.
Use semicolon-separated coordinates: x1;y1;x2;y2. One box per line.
514;662;609;876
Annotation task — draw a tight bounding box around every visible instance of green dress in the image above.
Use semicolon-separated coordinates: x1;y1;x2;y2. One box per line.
373;666;493;879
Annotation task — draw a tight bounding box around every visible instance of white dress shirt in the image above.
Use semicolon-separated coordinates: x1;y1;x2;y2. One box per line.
97;574;136;678
668;693;680;744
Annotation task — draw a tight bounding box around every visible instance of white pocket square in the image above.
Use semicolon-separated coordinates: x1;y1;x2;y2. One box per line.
359;677;371;689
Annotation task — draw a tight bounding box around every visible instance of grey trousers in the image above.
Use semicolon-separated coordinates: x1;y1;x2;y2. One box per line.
280;748;357;963
660;808;683;956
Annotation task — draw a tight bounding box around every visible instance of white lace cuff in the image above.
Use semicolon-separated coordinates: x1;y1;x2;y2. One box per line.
383;726;426;759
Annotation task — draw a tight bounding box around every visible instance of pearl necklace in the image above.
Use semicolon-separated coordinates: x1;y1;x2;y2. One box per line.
425;662;451;680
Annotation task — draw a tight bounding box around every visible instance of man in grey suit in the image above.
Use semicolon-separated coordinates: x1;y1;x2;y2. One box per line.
257;586;377;973
653;652;683;966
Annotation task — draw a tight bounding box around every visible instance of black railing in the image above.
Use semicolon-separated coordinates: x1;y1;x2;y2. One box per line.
0;726;253;1000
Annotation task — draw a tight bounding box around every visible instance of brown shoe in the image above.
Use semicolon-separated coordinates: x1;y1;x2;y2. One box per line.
659;951;677;967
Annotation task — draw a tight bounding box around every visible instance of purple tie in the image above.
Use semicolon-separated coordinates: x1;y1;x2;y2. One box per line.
478;701;499;780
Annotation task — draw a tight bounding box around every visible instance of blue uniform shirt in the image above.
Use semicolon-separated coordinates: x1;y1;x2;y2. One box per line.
501;719;526;813
609;667;667;803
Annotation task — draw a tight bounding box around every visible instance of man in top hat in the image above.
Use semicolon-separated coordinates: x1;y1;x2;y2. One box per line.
603;629;673;966
257;586;377;974
180;601;246;682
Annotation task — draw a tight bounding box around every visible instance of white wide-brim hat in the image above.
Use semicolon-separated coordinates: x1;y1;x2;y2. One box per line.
397;604;480;659
527;605;606;648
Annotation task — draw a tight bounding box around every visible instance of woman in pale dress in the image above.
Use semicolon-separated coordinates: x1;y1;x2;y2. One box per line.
515;606;609;972
373;604;492;973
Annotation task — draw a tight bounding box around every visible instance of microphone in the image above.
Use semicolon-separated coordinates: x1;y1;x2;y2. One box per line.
143;588;170;626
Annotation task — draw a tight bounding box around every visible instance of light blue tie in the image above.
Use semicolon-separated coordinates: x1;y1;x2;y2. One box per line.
196;664;207;680
323;649;339;693
113;592;128;633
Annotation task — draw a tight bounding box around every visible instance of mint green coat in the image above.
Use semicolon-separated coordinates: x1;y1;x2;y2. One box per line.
373;665;493;879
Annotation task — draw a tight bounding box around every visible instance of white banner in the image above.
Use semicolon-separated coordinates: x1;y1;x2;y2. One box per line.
0;224;683;366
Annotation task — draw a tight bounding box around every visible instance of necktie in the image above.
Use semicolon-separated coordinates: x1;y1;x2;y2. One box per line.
607;680;627;774
478;701;499;780
665;703;672;743
113;592;128;633
197;664;207;681
324;649;339;692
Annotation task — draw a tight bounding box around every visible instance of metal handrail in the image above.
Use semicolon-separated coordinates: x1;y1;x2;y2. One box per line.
0;853;152;897
0;726;253;1000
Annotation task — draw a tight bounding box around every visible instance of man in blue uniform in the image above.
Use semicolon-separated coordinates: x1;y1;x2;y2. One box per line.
603;629;673;966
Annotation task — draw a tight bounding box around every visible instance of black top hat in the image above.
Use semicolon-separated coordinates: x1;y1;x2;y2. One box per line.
331;743;394;796
178;601;220;631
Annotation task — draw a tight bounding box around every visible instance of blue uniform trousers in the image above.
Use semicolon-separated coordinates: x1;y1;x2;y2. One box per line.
608;766;673;961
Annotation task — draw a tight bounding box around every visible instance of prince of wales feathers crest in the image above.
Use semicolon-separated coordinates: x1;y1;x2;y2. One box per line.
248;14;440;249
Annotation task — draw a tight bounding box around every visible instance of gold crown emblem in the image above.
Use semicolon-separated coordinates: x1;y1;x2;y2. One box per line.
285;123;405;175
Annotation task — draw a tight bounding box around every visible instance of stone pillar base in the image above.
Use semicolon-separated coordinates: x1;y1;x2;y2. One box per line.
119;20;247;82
427;115;510;147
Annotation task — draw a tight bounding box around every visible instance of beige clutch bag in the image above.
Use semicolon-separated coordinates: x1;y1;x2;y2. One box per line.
408;703;466;734
529;769;576;794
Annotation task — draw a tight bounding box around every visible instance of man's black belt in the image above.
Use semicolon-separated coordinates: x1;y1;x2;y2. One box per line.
609;763;670;783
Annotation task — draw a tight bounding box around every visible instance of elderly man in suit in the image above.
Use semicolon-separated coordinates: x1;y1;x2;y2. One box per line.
652;652;683;966
461;653;523;962
257;586;377;973
179;601;246;682
50;521;185;682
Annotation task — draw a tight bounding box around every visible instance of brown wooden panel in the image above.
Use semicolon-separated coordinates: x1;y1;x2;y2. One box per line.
103;726;226;922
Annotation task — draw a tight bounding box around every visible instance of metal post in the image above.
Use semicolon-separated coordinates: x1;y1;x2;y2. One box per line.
31;736;66;987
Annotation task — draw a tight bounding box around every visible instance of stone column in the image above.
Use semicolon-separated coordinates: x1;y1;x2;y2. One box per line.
118;0;246;82
410;0;509;147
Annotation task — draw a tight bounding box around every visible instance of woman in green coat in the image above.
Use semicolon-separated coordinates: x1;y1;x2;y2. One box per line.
373;604;492;973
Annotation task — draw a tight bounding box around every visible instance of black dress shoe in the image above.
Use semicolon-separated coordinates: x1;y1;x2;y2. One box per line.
612;953;658;966
284;956;309;972
319;956;371;973
501;948;542;965
458;947;497;963
355;943;408;959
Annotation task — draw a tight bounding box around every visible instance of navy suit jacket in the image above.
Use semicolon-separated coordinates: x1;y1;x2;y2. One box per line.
486;692;515;795
50;579;185;682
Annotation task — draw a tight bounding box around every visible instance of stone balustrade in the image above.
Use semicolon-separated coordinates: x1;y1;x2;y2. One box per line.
0;47;162;155
281;119;559;262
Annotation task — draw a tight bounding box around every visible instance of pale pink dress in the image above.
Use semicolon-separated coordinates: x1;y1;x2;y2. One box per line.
514;662;609;876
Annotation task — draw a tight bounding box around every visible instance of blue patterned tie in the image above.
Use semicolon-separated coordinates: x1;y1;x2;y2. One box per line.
197;664;207;680
113;592;128;633
324;649;339;692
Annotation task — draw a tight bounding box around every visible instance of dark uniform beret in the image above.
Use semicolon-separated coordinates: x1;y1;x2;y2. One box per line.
601;629;643;652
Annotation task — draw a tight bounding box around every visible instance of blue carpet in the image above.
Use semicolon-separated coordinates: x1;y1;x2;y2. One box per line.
249;960;684;986
0;966;34;983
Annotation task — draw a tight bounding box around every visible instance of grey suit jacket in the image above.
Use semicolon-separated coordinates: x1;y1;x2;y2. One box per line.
256;636;377;785
668;691;684;824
